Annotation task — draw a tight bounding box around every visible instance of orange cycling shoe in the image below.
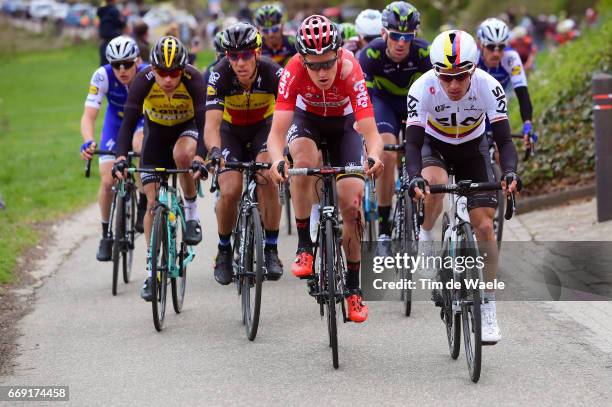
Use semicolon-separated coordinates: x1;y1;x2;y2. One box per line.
347;291;368;323
291;248;314;278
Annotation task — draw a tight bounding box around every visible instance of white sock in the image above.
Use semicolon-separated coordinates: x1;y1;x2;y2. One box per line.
184;199;198;222
419;227;434;241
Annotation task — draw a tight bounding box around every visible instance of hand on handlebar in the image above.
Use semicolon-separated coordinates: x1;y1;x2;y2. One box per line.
501;171;522;195
80;140;96;161
365;155;383;178
272;159;289;184
408;175;428;200
112;158;128;180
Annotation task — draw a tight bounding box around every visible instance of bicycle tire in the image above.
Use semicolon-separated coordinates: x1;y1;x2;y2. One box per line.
242;207;264;341
402;189;415;317
458;222;482;382
284;181;292;235
111;196;124;296
151;206;169;332
492;162;504;245
171;214;187;314
441;213;461;359
324;219;339;369
123;188;136;284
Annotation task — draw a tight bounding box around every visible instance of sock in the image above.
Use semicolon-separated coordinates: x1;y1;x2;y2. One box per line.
184;195;198;222
346;261;361;290
378;205;391;236
484;291;496;304
265;229;279;251
138;192;147;209
218;233;231;250
296;217;312;250
419;227;434;241
102;222;109;238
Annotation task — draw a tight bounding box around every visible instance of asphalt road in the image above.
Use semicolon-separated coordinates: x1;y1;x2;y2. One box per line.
1;192;612;406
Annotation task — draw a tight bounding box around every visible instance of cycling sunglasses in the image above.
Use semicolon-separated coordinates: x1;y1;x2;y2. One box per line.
226;50;257;61
386;30;415;42
154;67;183;78
437;70;472;83
261;24;281;35
484;43;506;52
111;60;135;70
303;57;338;71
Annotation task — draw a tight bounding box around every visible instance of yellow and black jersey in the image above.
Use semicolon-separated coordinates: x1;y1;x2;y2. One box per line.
206;56;283;126
117;65;206;157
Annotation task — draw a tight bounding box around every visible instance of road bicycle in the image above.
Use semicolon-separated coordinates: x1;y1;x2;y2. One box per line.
85;149;140;295
423;168;516;382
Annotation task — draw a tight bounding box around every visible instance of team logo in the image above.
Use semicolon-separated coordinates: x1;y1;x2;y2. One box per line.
407;95;419;118
208;71;220;85
353;79;369;109
491;86;507;114
511;65;522;76
429;86;435;95
207;85;216;96
278;70;292;99
88;85;98;95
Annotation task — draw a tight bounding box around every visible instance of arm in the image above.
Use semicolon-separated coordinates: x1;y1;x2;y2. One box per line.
404;125;425;178
204;110;223;153
268;110;295;182
491;119;518;174
514;86;533;123
357;116;383;176
79;106;99;160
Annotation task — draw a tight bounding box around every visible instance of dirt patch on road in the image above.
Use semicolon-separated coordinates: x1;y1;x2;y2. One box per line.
0;226;51;376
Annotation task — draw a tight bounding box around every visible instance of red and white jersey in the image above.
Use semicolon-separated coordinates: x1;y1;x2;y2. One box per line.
275;50;374;121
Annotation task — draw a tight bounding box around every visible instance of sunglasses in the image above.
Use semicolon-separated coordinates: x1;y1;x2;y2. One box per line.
437;71;472;83
303;57;338;71
484;43;506;52
226;50;257;61
111;60;135;70
387;30;415;42
261;24;281;35
154;67;183;78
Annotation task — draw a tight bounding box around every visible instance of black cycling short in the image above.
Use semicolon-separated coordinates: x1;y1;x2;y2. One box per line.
422;134;497;210
219;118;270;174
140;119;199;186
287;109;364;180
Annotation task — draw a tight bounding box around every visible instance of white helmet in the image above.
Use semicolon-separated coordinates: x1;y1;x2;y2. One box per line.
355;9;382;38
511;26;528;40
430;30;478;71
477;18;510;45
105;35;139;63
557;19;576;34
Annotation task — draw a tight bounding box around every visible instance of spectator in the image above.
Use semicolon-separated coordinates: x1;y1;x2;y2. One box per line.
555;19;580;46
510;26;537;72
132;20;150;62
97;0;126;65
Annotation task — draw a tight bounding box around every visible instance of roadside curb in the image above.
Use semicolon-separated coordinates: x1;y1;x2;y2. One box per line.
517;184;596;214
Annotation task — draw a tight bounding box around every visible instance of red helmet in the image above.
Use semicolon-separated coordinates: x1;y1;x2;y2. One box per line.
295;15;341;55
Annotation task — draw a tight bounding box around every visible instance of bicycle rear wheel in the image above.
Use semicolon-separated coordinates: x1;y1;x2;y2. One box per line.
441;213;461;359
323;219;339;369
458;223;482;382
111;195;124;296
123;188;136;284
242;207;264;341
151;207;169;332
171;212;187;314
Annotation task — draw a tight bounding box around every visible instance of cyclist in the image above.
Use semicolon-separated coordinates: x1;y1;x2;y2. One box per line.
405;30;521;344
354;9;383;56
204;22;284;285
339;22;361;54
254;4;296;67
358;1;431;254
203;31;225;85
509;26;537;72
268;15;384;323
80;35;148;262
476;18;535;149
113;36;208;301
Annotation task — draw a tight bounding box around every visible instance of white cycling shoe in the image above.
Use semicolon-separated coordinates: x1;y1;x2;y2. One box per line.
481;301;502;344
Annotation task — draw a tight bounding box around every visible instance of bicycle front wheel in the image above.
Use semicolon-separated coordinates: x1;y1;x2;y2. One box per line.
284;181;292;235
458;223;482;382
171;213;187;314
123;188;137;284
242;207;264;341
151;207;169;332
324;219;339;369
111;195;124;296
442;213;461;359
401;190;417;316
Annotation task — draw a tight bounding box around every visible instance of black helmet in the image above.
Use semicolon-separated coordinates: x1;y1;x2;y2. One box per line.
221;22;262;51
150;36;188;70
381;1;420;32
254;4;283;28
